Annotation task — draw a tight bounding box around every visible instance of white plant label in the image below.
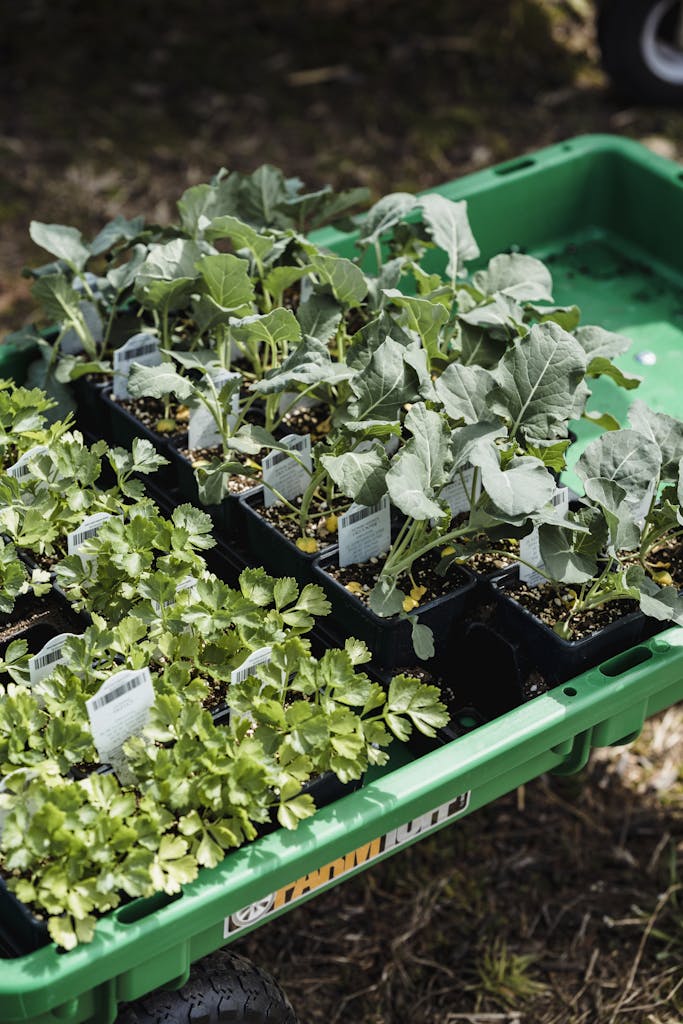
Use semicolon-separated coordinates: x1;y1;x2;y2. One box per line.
338;493;391;568
28;632;77;687
441;464;481;516
519;487;570;587
262;433;312;509
66;512;115;564
6;445;50;481
151;574;198;613
86;667;155;784
61;301;104;355
188;370;240;450
230;646;272;686
113;332;162;400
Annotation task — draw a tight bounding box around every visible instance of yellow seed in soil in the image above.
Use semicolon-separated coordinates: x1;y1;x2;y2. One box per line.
652;569;674;586
155;418;177;434
402;595;419;612
325;513;338;534
346;581;364;594
296;537;318;553
176;404;190;422
410;585;427;602
441;546;456;557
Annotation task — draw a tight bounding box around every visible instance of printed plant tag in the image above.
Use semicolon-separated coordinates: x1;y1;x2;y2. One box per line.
230;646;272;686
338;493;391;568
28;632;77;687
151;575;198;613
113;332;162;400
519;487;570;586
441;464;481;516
86;667;155;784
66;512;115;564
188;370;240;450
262;434;312;509
6;445;49;481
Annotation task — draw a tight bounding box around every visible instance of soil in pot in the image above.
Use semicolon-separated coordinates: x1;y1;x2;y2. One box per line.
314;547;478;669
109;392;189;444
275;402;331;443
0;591;84;651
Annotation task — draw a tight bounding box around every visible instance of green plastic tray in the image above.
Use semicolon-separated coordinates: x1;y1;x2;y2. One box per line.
3;133;683;1024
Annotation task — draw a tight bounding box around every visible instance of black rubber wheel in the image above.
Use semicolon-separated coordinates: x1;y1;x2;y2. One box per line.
598;0;683;103
115;949;298;1024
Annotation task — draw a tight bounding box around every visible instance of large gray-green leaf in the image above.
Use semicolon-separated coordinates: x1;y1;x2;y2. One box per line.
435;363;494;424
419;194;479;284
197;253;254;309
229;308;302;349
382;290;449;362
31;274;82;327
386;403;453;520
263;265;311;302
238;165;288;227
357;193;417;247
450;422;506;473
628;399;683;481
458;293;524;336
582;477;641;552
458;323;508;369
134;239;203;314
627;565;683;625
280;185;370;232
29;222;90;271
574;325;633;360
365;258;405;312
320;443;390;507
203;215;275;262
576;428;661;520
106;244;148;294
538;506;606;584
252;335;354;394
347;338;423;427
470;446;556;518
308;251;368;308
296;289;342;342
489;322;587;441
127;362;194;401
90;215;145;256
472;253;553;302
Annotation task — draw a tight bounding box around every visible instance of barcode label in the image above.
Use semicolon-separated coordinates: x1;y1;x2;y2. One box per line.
28;632;76;686
262;433;312;509
86;667;155;784
231;646;272;685
188;370;241;450
551;487;569;509
338;493;391;568
6;445;49;481
519;528;544;587
67;512;114;561
113;332;162;400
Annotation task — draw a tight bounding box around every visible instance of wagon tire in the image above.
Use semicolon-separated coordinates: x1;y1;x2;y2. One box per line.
598;0;683;103
116;948;298;1023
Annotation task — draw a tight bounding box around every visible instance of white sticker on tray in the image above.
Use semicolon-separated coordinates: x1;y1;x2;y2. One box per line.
188;370;241;450
338;493;391;568
6;445;50;481
519;487;569;586
113;332;162;400
60;301;104;355
262;433;312;509
28;632;77;686
67;512;115;564
441;464;481;516
86;667;155;784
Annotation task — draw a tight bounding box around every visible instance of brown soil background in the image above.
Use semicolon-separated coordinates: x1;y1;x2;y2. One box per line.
3;3;683;1021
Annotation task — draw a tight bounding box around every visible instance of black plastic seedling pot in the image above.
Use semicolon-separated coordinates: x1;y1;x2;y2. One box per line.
101;388;175;487
240;488;333;587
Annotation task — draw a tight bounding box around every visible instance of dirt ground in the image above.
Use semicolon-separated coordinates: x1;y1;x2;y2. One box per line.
2;2;683;1020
